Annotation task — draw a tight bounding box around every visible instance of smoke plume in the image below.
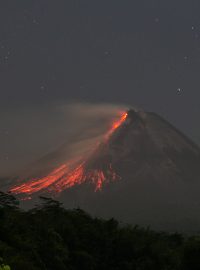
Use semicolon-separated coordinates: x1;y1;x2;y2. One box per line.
0;102;128;178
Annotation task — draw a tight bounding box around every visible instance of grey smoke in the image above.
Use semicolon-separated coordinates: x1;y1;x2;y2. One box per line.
0;102;128;177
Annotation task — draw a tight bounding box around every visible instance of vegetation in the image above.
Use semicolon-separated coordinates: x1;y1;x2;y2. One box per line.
1;192;200;270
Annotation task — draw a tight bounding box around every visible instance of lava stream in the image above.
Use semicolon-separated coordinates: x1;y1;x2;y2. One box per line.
10;111;127;196
105;112;128;139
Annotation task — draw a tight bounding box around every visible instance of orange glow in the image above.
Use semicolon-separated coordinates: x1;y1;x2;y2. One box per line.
10;164;69;195
10;111;127;197
53;163;120;193
11;161;120;195
105;112;127;139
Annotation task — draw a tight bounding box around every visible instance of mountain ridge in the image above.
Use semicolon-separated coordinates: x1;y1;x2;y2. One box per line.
4;109;200;230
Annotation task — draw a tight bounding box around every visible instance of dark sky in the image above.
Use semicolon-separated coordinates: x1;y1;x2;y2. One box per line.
0;0;200;172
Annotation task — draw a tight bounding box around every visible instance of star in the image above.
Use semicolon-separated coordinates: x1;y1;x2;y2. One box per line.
104;51;112;58
177;88;182;94
33;19;39;25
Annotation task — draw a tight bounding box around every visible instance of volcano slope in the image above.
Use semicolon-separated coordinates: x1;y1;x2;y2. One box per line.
10;110;200;231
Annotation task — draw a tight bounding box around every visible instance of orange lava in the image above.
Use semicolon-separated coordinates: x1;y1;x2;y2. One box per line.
11;164;69;195
105;112;128;139
10;111;127;197
54;162;120;193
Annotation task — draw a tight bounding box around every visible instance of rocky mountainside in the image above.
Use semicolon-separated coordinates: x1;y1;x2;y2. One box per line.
8;109;200;230
60;110;200;231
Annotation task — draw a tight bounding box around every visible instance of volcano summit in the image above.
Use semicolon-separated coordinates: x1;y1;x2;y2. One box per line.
10;109;200;230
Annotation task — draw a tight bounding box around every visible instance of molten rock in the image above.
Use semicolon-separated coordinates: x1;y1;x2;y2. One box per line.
10;109;200;230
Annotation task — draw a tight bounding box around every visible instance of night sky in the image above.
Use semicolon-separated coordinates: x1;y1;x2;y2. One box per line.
0;1;200;175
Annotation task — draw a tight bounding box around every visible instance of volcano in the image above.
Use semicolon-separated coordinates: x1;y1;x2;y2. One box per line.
10;109;200;230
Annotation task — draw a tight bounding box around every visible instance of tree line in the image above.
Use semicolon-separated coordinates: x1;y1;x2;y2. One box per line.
0;191;200;270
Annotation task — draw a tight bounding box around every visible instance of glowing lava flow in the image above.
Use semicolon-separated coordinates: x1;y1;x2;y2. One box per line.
54;163;120;193
105;112;128;139
10;111;128;197
11;164;70;195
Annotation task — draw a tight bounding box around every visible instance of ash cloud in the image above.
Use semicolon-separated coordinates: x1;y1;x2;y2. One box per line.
0;102;128;179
